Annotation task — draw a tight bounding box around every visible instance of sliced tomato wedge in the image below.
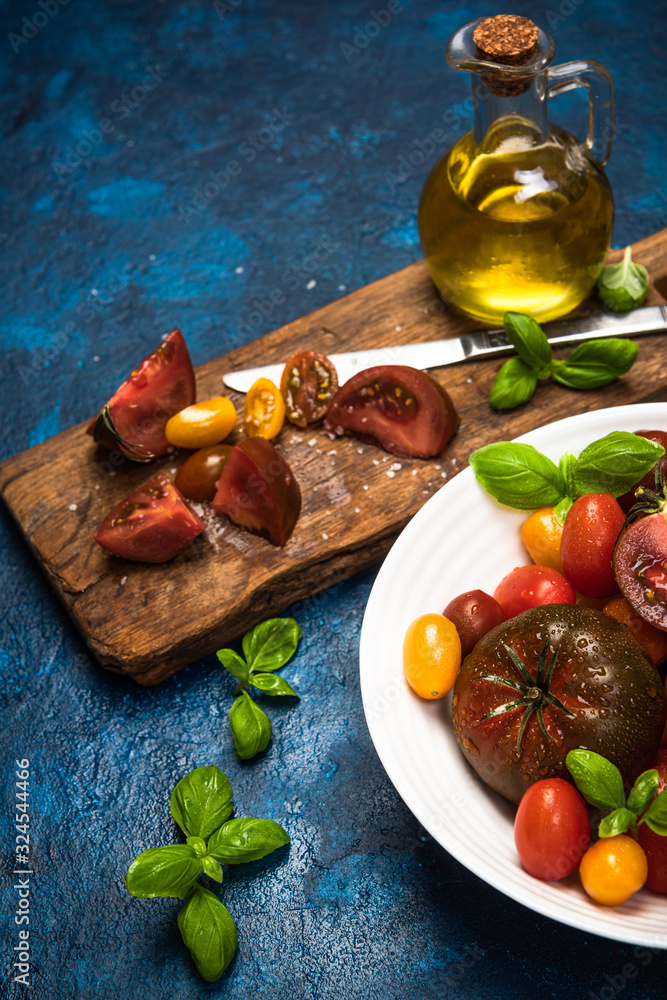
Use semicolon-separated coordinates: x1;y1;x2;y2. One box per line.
212;438;301;546
95;474;204;563
281;350;338;427
323;365;459;458
89;328;196;462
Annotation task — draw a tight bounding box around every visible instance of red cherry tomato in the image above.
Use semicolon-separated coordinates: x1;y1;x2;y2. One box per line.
175;444;232;502
443;589;506;656
493;565;576;618
94;474;204;563
637;751;667;893
514;778;591;880
324;365;459;458
560;493;625;598
280;351;338;427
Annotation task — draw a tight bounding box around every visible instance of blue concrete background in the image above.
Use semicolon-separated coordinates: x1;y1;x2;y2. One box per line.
1;1;666;997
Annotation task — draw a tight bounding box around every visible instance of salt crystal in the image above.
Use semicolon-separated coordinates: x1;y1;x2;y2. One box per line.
308;437;317;447
372;459;379;466
354;507;360;513
338;284;346;291
363;485;369;491
68;503;77;511
235;266;244;274
441;472;447;478
395;325;402;332
93;355;100;362
148;254;156;261
327;449;337;456
306;279;316;289
120;575;127;586
357;447;363;454
411;469;417;476
386;470;395;478
322;533;329;540
390;462;402;471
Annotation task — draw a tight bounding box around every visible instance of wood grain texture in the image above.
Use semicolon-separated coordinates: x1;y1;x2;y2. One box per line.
2;231;667;685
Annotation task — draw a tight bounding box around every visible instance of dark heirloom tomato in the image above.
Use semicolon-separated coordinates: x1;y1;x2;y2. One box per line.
95;474;204;563
89;328;196;462
175;444;232;502
443;590;506;657
281;351;338;427
452;605;666;805
638;750;667;893
613;509;667;631
212;438;301;546
617;431;667;513
323;365;459;458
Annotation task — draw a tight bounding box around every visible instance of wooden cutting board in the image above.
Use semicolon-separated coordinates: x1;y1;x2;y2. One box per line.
3;230;667;685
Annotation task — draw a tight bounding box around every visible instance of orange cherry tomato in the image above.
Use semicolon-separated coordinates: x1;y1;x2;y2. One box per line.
603;596;667;668
244;378;285;440
520;506;564;572
165;397;237;449
403;614;461;700
579;835;648;906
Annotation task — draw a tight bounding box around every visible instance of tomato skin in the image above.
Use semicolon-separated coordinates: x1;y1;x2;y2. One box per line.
175;444;232;502
403;614;461;699
280;351;338;427
602;596;667;667
514;778;590;880
613;510;667;632
579;835;648;906
493;564;575;618
324;365;459;458
560;493;625;598
520;507;564;572
443;590;506;657
244;377;286;440
617;431;667;513
95;474;204;563
637;753;667;892
165;396;237;449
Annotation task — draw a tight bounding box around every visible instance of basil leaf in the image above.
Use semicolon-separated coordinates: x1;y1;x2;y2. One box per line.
186;836;207;858
644;789;667;836
627;769;660;817
488;357;538;411
551;339;639;389
599;807;636;838
552;495;573;525
126;845;203;899
565;749;626;812
469;442;565;510
170;766;233;840
207;817;290;864
178;885;237;982
503;312;552;371
573;432;665;497
242;618;302;673
229;692;272;759
248;673;299;698
201;856;223;883
216;649;249;681
597;246;649;312
558;452;578;499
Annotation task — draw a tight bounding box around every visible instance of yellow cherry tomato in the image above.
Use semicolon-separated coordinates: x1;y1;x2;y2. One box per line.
165;396;237;449
403;613;461;700
244;377;285;440
520;506;564;572
579;835;648;906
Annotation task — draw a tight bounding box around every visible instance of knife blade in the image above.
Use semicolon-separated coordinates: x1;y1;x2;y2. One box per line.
221;304;667;393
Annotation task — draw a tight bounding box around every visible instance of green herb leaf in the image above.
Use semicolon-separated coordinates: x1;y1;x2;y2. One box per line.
552;495;573;525
248;673;299;698
503;312;553;371
126;845;203;899
551;339;639;389
627;769;660;817
488;357;538;410
229;691;272;759
186;836;207;858
201;855;224;882
558;452;578;499
597;246;650;312
599;807;636;838
216;649;249;682
468;442;565;510
178;885;237;982
170;766;234;841
644;789;667;836
242;618;302;673
573;432;665;497
207;817;290;864
565;749;626;812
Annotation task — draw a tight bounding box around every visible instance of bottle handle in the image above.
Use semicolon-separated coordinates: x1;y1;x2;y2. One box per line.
546;60;614;168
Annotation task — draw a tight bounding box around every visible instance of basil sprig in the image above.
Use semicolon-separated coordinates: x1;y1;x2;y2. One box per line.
489;311;639;410
126;765;290;982
566;750;667;839
597;245;650;312
217;618;301;760
469;431;664;516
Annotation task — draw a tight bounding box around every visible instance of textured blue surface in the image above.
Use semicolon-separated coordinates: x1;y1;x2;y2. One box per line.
2;1;667;997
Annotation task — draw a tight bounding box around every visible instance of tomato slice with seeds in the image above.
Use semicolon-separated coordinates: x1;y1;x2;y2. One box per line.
244;377;285;439
323;365;459;458
281;350;338;427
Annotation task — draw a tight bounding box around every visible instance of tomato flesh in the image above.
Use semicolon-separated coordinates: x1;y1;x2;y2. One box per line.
561;493;625;598
244;377;285;440
212;438;301;546
514;778;590;880
613;510;667;631
95;474;204;563
493;564;575;618
617;431;667;513
443;590;506;657
281;351;338;427
323;365;459;458
175;444;232;502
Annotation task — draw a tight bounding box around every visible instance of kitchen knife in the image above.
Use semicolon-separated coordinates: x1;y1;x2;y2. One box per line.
221;305;667;393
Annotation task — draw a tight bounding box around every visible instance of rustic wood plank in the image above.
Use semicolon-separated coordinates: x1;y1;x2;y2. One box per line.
2;231;667;685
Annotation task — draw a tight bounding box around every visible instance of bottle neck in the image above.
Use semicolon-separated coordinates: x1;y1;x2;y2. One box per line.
471;72;548;144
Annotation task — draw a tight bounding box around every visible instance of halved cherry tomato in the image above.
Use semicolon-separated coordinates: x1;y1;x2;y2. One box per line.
403;613;461;699
89;328;195;461
602;596;667;667
579;835;648;906
324;365;459;458
212;438;301;546
613;509;667;632
443;590;506;657
561;493;625;598
617;430;667;513
165;396;237;450
281;351;338;427
493;564;576;618
94;474;204;563
514;778;590;880
244;378;285;439
520;506;564;572
175;444;232;502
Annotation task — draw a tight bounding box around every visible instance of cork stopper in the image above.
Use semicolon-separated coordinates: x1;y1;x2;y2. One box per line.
472;15;539;96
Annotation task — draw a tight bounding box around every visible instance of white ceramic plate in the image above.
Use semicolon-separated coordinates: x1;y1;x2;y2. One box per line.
360;403;667;948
